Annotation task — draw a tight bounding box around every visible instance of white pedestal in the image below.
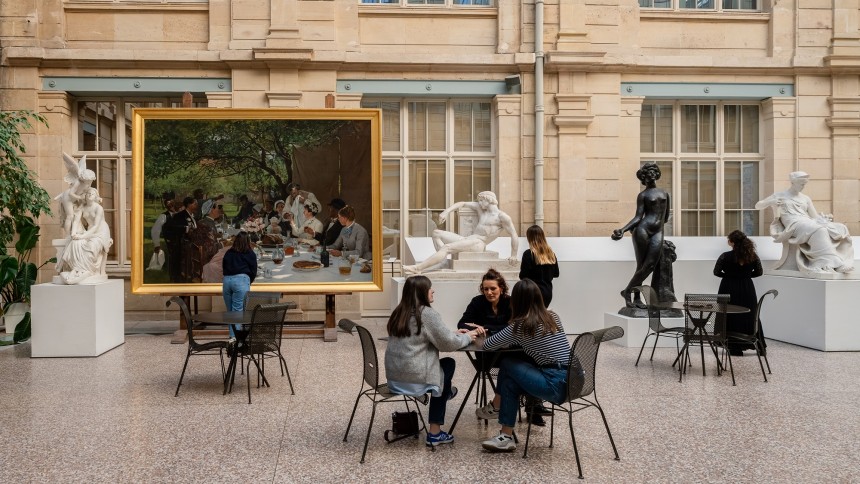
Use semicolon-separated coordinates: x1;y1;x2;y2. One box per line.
759;274;860;351
604;312;683;348
31;279;125;357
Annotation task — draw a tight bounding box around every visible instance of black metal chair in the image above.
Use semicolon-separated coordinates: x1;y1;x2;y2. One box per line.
339;319;429;464
238;303;292;403
521;326;624;480
169;296;231;397
241;292;289;377
679;293;730;383
724;289;777;383
633;285;685;366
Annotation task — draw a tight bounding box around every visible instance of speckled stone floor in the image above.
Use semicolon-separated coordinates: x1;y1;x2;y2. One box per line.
1;319;858;483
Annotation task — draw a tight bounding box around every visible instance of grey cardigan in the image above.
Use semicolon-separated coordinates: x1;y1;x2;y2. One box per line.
384;306;471;389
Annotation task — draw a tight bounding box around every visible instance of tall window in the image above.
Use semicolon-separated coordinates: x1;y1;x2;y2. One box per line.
639;0;757;10
74;97;207;270
640;102;761;236
361;99;494;259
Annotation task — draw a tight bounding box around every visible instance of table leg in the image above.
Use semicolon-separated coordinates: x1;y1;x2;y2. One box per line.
324;294;337;342
447;367;481;435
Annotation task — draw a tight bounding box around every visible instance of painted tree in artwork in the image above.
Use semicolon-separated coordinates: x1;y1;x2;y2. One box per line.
143;119;348;200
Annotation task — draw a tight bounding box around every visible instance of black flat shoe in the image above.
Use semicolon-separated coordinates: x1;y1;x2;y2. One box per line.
527;413;546;427
729;349;744;357
530;404;552;416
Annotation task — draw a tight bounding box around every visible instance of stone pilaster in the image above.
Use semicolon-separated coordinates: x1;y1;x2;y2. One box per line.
761;97;797;198
554;93;594;235
494;94;523;231
827;96;860;233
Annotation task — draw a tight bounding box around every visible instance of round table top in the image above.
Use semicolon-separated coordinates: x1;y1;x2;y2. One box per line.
193;311;249;325
657;301;750;314
461;337;525;353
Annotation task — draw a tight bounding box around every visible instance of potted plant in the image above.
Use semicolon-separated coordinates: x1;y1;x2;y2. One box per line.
0;110;54;344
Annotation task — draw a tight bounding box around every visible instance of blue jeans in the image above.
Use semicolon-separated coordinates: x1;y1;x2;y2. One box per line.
496;357;567;427
427;357;456;426
222;274;250;338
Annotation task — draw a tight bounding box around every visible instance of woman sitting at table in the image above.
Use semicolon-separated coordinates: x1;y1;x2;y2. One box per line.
713;230;765;356
384;275;480;447
222;231;257;338
287;201;324;241
328;205;372;260
478;279;572;452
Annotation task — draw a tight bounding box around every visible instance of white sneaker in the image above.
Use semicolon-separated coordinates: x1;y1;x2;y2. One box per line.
482;432;516;452
475;402;499;421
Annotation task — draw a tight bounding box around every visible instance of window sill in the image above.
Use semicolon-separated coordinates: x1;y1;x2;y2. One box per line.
640;10;770;22
106;266;132;279
358;5;497;19
64;1;208;13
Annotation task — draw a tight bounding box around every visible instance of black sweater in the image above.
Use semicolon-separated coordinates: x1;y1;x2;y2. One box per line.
222;249;257;283
519;249;560;306
457;294;512;336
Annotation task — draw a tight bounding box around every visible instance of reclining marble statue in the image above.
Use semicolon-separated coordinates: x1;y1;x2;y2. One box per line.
403;191;518;274
755;171;854;274
54;155;114;285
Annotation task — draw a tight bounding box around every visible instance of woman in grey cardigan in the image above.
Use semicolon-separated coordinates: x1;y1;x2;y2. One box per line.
384;275;479;447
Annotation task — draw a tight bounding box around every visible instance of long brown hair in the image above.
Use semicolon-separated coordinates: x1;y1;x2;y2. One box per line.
232;231;252;253
387;275;432;337
510;279;557;338
479;268;509;296
728;230;757;265
526;225;557;265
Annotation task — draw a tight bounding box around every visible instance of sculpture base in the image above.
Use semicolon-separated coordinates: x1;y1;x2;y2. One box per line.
759;274;860;351
764;266;860;280
31;280;125;357
604;312;684;348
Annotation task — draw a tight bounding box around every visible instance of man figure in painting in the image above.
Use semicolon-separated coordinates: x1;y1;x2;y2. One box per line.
755;171;853;273
403;191;519;274
55;153;96;236
611;162;670;309
286;183;320;227
316;198;346;248
165;197;198;283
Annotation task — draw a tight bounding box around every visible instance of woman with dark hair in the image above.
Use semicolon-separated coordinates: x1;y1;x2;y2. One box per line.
384;276;480;447
457;268;512;336
519;225;560;307
222;231;257;338
714;230;764;356
478;279;572;452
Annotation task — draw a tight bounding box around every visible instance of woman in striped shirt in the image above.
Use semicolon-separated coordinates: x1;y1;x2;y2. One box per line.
478;278;572;452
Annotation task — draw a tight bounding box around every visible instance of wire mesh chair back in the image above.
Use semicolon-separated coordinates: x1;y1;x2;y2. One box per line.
243;292;281;322
354;324;382;390
245;303;289;354
753;289;778;336
684;293;730;341
168;296;200;347
635;285;664;333
566;326;625;401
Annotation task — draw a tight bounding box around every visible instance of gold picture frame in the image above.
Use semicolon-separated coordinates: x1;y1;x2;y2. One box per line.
131;108;383;295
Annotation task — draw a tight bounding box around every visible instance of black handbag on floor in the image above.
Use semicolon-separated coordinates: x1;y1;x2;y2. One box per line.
391;410;419;436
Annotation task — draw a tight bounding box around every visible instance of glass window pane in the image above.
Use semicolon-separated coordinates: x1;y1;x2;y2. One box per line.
741;161;758;209
454;160;472;202
640;105;654;152
474;159;491;194
474;103;491;151
427;160;446;208
724;105;740;153
78;101;117;151
454;103;473;152
382;159;400;210
725;211;740;233
699;105;716;153
741;105;759;153
742;210;759;235
408;210;434;237
655;105;673;152
681;105;698;153
681;161;698;209
700;161;716;209
724;161;741;210
682;0;713;8
408;160;427;209
382;211;400;258
681;211;698;236
408;102;427;151
428;103;446;151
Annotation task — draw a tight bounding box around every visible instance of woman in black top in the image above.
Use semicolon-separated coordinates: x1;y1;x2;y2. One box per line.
457;269;512;336
222;232;257;338
519;225;560;307
713;230;764;356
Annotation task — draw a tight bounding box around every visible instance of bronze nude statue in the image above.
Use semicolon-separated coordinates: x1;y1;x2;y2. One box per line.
611;162;673;310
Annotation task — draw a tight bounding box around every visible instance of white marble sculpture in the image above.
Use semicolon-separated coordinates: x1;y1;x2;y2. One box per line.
55;187;114;285
755;171;854;274
403;191;518;274
55;153;96;236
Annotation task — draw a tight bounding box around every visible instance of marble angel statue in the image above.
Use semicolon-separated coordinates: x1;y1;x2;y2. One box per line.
55;153;96;236
755;171;853;274
56;187;113;285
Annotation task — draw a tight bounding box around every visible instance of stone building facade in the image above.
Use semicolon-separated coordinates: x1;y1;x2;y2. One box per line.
2;0;859;315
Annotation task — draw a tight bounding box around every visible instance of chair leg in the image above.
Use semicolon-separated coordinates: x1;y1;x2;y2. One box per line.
725;350;736;386
754;343;768;382
522;415;534;458
649;332;661;361
279;353;294;394
568;412;584;479
343;391;364;442
360;400;378;464
174;351;192;397
548;408;555;448
634;332;652;366
594;398;620;461
763;353;772;374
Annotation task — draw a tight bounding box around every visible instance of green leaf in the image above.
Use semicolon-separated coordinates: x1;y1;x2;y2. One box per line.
14;217;39;254
13;311;31;343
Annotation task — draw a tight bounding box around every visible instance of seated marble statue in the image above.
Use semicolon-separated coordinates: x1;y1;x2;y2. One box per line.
57;187;114;285
755;171;854;274
54;153;96;236
403;191;518;274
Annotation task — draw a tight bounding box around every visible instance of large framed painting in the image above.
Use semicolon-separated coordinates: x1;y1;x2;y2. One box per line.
130;108;383;295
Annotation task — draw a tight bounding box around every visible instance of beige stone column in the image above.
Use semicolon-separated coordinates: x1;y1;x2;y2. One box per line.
827;95;860;233
205;92;233;108
556;0;588;51
829;0;860;63
208;0;231;50
497;0;521;53
616;96;645;234
554;94;594;236
494;94;523;231
266;0;302;48
761;97;797;200
336;93;363;109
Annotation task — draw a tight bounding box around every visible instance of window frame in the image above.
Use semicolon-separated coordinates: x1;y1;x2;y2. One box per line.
638;0;760;12
359;0;495;7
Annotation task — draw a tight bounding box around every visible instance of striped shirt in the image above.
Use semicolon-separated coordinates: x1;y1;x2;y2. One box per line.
483;311;571;366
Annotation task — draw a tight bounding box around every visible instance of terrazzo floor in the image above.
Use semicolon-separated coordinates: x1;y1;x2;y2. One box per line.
1;319;858;483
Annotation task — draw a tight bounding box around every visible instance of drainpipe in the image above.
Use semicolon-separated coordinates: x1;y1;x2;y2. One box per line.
534;0;545;227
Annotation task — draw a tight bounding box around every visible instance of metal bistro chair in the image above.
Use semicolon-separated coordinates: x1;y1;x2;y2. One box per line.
634;285;685;366
169;296;231;397
238;303;292;404
522;326;624;480
339;319;430;464
241;292;289;378
723;289;778;384
679;294;730;383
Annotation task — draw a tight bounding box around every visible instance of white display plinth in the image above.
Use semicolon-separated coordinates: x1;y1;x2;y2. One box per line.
758;274;860;351
31;279;125;357
604;312;683;348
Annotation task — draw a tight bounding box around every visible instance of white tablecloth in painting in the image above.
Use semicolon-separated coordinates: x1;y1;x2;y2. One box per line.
253;249;372;284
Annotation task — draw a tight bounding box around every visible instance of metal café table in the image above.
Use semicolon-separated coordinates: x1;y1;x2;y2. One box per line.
657;301;750;379
447;337;522;435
